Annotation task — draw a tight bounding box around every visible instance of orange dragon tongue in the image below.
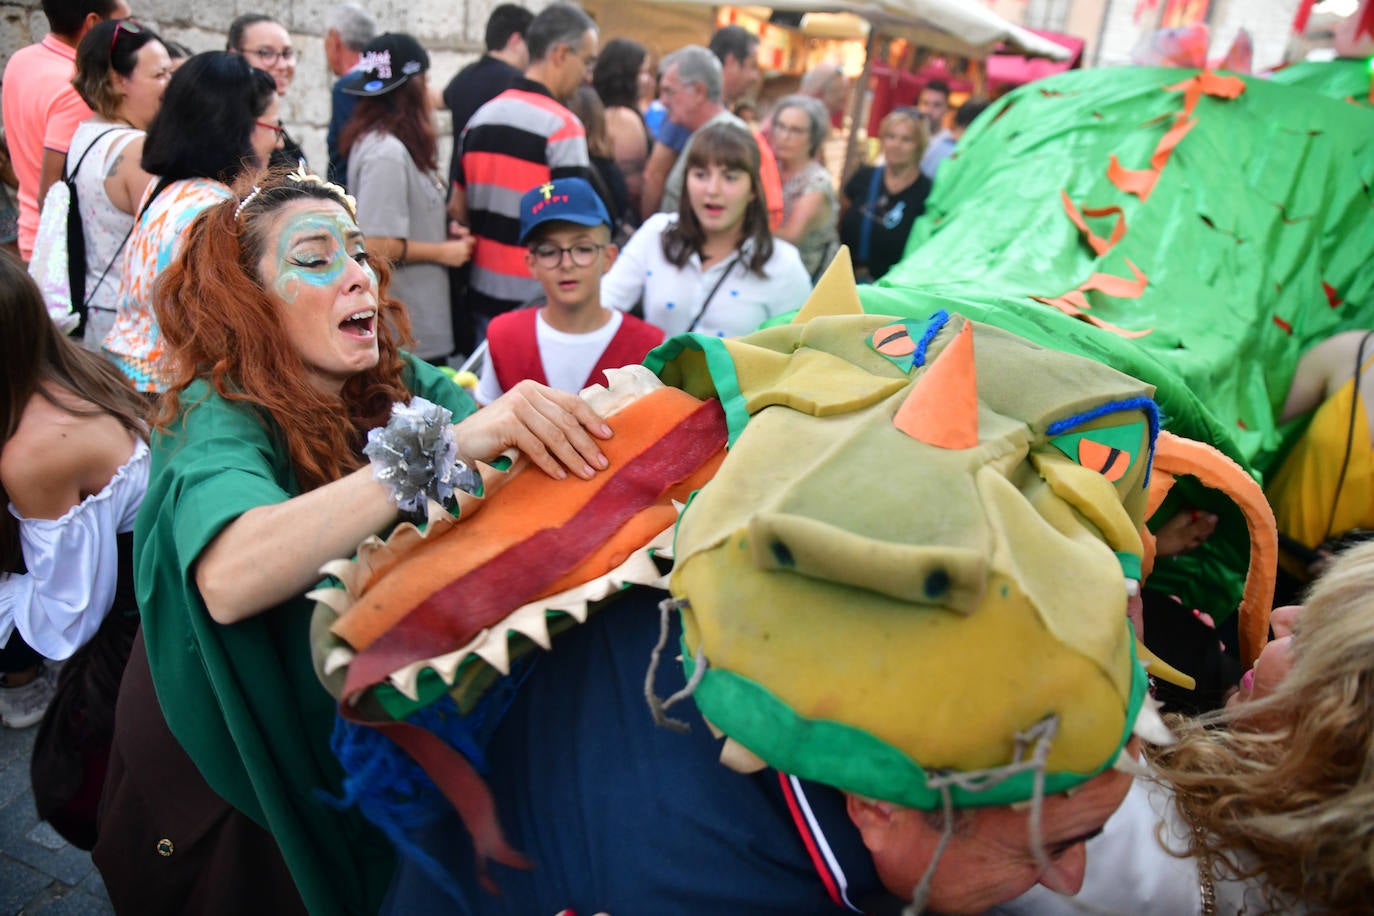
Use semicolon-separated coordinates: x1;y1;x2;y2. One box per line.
340;390;728;700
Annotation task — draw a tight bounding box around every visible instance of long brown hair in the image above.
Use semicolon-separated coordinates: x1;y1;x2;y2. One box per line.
1149;540;1374;911
338;78;437;173
1;252;147;574
152;168;414;492
662;121;773;275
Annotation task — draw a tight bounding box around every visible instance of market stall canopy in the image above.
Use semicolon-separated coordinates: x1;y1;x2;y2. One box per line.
641;0;1072;59
987;28;1083;89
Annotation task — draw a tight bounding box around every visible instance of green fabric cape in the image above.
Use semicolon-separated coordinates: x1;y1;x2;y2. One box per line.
135;355;475;915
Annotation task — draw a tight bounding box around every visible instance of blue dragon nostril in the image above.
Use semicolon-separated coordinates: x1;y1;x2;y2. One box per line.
924;568;951;599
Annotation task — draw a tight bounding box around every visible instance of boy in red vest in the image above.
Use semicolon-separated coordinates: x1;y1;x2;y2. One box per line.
475;177;664;404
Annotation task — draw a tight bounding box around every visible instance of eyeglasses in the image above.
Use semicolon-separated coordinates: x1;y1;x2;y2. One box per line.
529;242;606;269
773;122;810;137
243;46;298;66
110;18;142;56
255;120;285;136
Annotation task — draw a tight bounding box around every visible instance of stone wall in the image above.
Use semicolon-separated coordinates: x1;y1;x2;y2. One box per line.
0;0;525;169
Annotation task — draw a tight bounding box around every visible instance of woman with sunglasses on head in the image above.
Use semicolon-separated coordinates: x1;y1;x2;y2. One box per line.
103;51;283;393
61;18;170;349
227;13;308;170
839;107;931;283
342;33;471;364
601;121;811;340
92;166;610;915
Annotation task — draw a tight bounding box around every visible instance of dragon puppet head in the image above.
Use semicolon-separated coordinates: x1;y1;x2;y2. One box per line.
309;249;1275;871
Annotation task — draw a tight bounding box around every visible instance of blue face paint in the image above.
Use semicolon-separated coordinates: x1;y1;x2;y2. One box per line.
271;208;375;304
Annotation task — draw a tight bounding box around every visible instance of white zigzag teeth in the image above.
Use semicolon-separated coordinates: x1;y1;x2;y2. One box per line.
1131;694;1176;746
307;587;353;616
381;525;677;694
719;738;768;774
322;646;355;676
1111;747;1153;778
317;560;363;597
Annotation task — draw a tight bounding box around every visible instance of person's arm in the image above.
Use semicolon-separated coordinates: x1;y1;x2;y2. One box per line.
195;381;614;624
105;134;154;217
448;182;468;223
774;188;830;246
639;143;677;219
763;242;815;321
351;136;470;267
369;235;472;268
38;147;66;208
600;216;657;313
1280;332;1360;422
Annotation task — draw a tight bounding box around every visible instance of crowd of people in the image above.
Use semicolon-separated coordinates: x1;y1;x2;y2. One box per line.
2;0;1373;913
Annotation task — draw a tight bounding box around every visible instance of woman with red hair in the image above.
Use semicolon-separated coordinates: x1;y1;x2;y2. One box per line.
94;166;610;914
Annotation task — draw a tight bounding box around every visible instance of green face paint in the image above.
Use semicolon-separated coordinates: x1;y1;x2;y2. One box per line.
271;208;376;304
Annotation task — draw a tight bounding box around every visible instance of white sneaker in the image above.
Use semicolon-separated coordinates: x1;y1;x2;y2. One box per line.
0;665;57;728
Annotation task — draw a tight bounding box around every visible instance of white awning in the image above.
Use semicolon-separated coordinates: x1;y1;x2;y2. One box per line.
643;0;1072;59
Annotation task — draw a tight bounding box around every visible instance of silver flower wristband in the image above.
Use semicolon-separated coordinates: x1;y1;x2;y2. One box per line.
363;397;480;518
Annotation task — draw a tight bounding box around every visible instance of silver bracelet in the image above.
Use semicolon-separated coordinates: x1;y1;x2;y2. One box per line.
363;397;480;518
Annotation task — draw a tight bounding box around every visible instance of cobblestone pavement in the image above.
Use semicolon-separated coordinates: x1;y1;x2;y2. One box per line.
0;724;112;916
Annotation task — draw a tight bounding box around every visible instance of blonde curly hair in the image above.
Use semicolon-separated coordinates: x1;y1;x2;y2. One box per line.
1148;540;1374;912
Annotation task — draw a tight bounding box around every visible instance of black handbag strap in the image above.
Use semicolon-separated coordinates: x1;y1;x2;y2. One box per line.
64;126;123;182
63;127;132;329
685;254;741;334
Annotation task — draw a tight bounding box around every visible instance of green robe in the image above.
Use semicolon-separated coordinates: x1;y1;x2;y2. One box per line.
134;355;476;915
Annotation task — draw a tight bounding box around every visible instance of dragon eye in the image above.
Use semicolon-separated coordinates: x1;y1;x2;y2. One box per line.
1049;420;1146;484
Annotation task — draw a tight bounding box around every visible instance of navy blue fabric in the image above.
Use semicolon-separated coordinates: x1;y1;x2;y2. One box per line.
380;586;894;915
328;70;367;188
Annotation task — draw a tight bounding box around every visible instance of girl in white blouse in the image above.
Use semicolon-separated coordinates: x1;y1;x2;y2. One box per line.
602;122;812;340
0;253;148;845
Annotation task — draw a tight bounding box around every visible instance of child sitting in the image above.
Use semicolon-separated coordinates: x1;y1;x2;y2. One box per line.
475;178;664;405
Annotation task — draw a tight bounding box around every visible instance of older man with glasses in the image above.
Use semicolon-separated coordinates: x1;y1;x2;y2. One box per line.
227;12;308;170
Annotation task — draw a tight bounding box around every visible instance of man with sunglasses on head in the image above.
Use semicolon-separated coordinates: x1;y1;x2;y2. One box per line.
227;13;308;170
2;0;131;262
475;177;662;405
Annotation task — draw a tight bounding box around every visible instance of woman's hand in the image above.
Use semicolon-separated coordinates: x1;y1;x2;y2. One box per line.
456;380;612;480
435;236;473;268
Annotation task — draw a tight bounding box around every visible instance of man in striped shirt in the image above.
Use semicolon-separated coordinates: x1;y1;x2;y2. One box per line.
451;2;597;343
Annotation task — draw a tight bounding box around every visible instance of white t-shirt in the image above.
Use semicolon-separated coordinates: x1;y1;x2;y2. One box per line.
991;775;1300;916
600;212;812;340
476;309;624;405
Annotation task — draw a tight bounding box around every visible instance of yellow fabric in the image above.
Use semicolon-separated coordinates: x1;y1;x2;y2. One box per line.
669;308;1156;779
1267;374;1374;555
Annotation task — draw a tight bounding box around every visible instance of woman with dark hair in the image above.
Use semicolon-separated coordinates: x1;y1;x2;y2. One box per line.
592;37;652;219
0;251;147;847
768;94;839;279
602;121;810;338
226;12;308;169
92;167;610;913
103;51;282;392
342;32;470;363
567;84;631;240
60;18;171;348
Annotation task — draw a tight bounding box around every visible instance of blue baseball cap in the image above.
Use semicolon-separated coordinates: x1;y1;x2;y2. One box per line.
518;177;611;244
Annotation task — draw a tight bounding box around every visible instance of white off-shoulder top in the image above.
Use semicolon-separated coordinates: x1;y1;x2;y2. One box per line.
0;438;149;659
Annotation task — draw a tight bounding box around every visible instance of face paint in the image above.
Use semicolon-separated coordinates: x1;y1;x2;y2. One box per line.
257;198;383;397
272;210;375;303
